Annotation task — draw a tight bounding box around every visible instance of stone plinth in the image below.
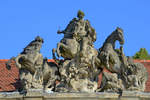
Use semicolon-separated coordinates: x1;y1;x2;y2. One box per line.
0;90;150;100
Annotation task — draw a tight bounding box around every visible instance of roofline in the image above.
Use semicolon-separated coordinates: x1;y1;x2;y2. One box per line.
0;59;9;62
134;59;150;63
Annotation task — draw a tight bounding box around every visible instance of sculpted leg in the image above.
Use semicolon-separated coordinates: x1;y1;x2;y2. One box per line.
57;42;75;58
80;37;88;57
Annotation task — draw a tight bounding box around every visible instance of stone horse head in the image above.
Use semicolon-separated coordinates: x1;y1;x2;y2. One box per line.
105;27;124;49
99;27;124;73
15;36;44;74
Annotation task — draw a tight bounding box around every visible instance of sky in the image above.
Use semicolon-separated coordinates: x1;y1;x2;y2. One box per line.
0;0;150;59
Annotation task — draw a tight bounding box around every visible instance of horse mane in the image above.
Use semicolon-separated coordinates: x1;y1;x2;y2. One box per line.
21;36;43;54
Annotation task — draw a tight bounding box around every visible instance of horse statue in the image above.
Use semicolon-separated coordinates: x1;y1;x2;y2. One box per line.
15;36;44;74
56;10;97;60
99;27;124;73
56;32;80;59
15;36;44;91
56;16;80;59
14;36;59;92
55;11;103;92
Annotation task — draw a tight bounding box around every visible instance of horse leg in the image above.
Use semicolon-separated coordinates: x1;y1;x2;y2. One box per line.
57;43;69;57
100;52;110;69
91;56;102;82
57;43;74;58
56;43;61;57
95;56;101;68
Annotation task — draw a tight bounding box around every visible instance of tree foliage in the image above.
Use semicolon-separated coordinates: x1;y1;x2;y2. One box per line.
133;48;150;60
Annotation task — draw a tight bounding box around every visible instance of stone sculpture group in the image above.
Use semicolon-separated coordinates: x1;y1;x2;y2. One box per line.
6;10;148;93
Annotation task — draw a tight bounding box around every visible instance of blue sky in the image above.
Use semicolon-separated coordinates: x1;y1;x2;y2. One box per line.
0;0;150;59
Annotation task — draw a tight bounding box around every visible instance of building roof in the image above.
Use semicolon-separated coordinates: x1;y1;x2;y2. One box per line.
0;59;150;92
0;59;19;91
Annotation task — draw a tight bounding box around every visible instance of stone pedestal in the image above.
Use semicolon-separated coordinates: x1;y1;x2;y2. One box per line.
0;90;150;100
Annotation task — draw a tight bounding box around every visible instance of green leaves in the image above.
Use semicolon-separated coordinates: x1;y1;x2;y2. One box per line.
133;48;150;60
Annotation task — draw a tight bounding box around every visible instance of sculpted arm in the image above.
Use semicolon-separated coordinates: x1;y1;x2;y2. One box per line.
57;18;78;35
85;20;96;42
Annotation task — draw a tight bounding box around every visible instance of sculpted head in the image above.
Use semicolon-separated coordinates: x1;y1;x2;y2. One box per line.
33;36;44;52
22;36;44;54
115;27;124;45
77;10;85;20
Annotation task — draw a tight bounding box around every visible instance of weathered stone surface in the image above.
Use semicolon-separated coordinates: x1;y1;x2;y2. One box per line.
54;11;148;92
6;36;59;93
98;28;148;92
0;91;150;100
54;10;101;92
5;10;148;94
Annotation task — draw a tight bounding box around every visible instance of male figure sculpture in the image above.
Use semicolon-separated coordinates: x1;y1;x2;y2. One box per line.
57;10;96;58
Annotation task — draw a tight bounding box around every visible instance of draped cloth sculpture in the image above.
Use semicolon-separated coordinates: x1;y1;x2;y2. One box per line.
6;10;148;93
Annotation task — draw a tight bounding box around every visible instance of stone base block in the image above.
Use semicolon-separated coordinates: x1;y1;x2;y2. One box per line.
0;90;150;100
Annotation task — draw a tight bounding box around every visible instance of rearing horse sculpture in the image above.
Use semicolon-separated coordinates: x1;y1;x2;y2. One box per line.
99;27;124;73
